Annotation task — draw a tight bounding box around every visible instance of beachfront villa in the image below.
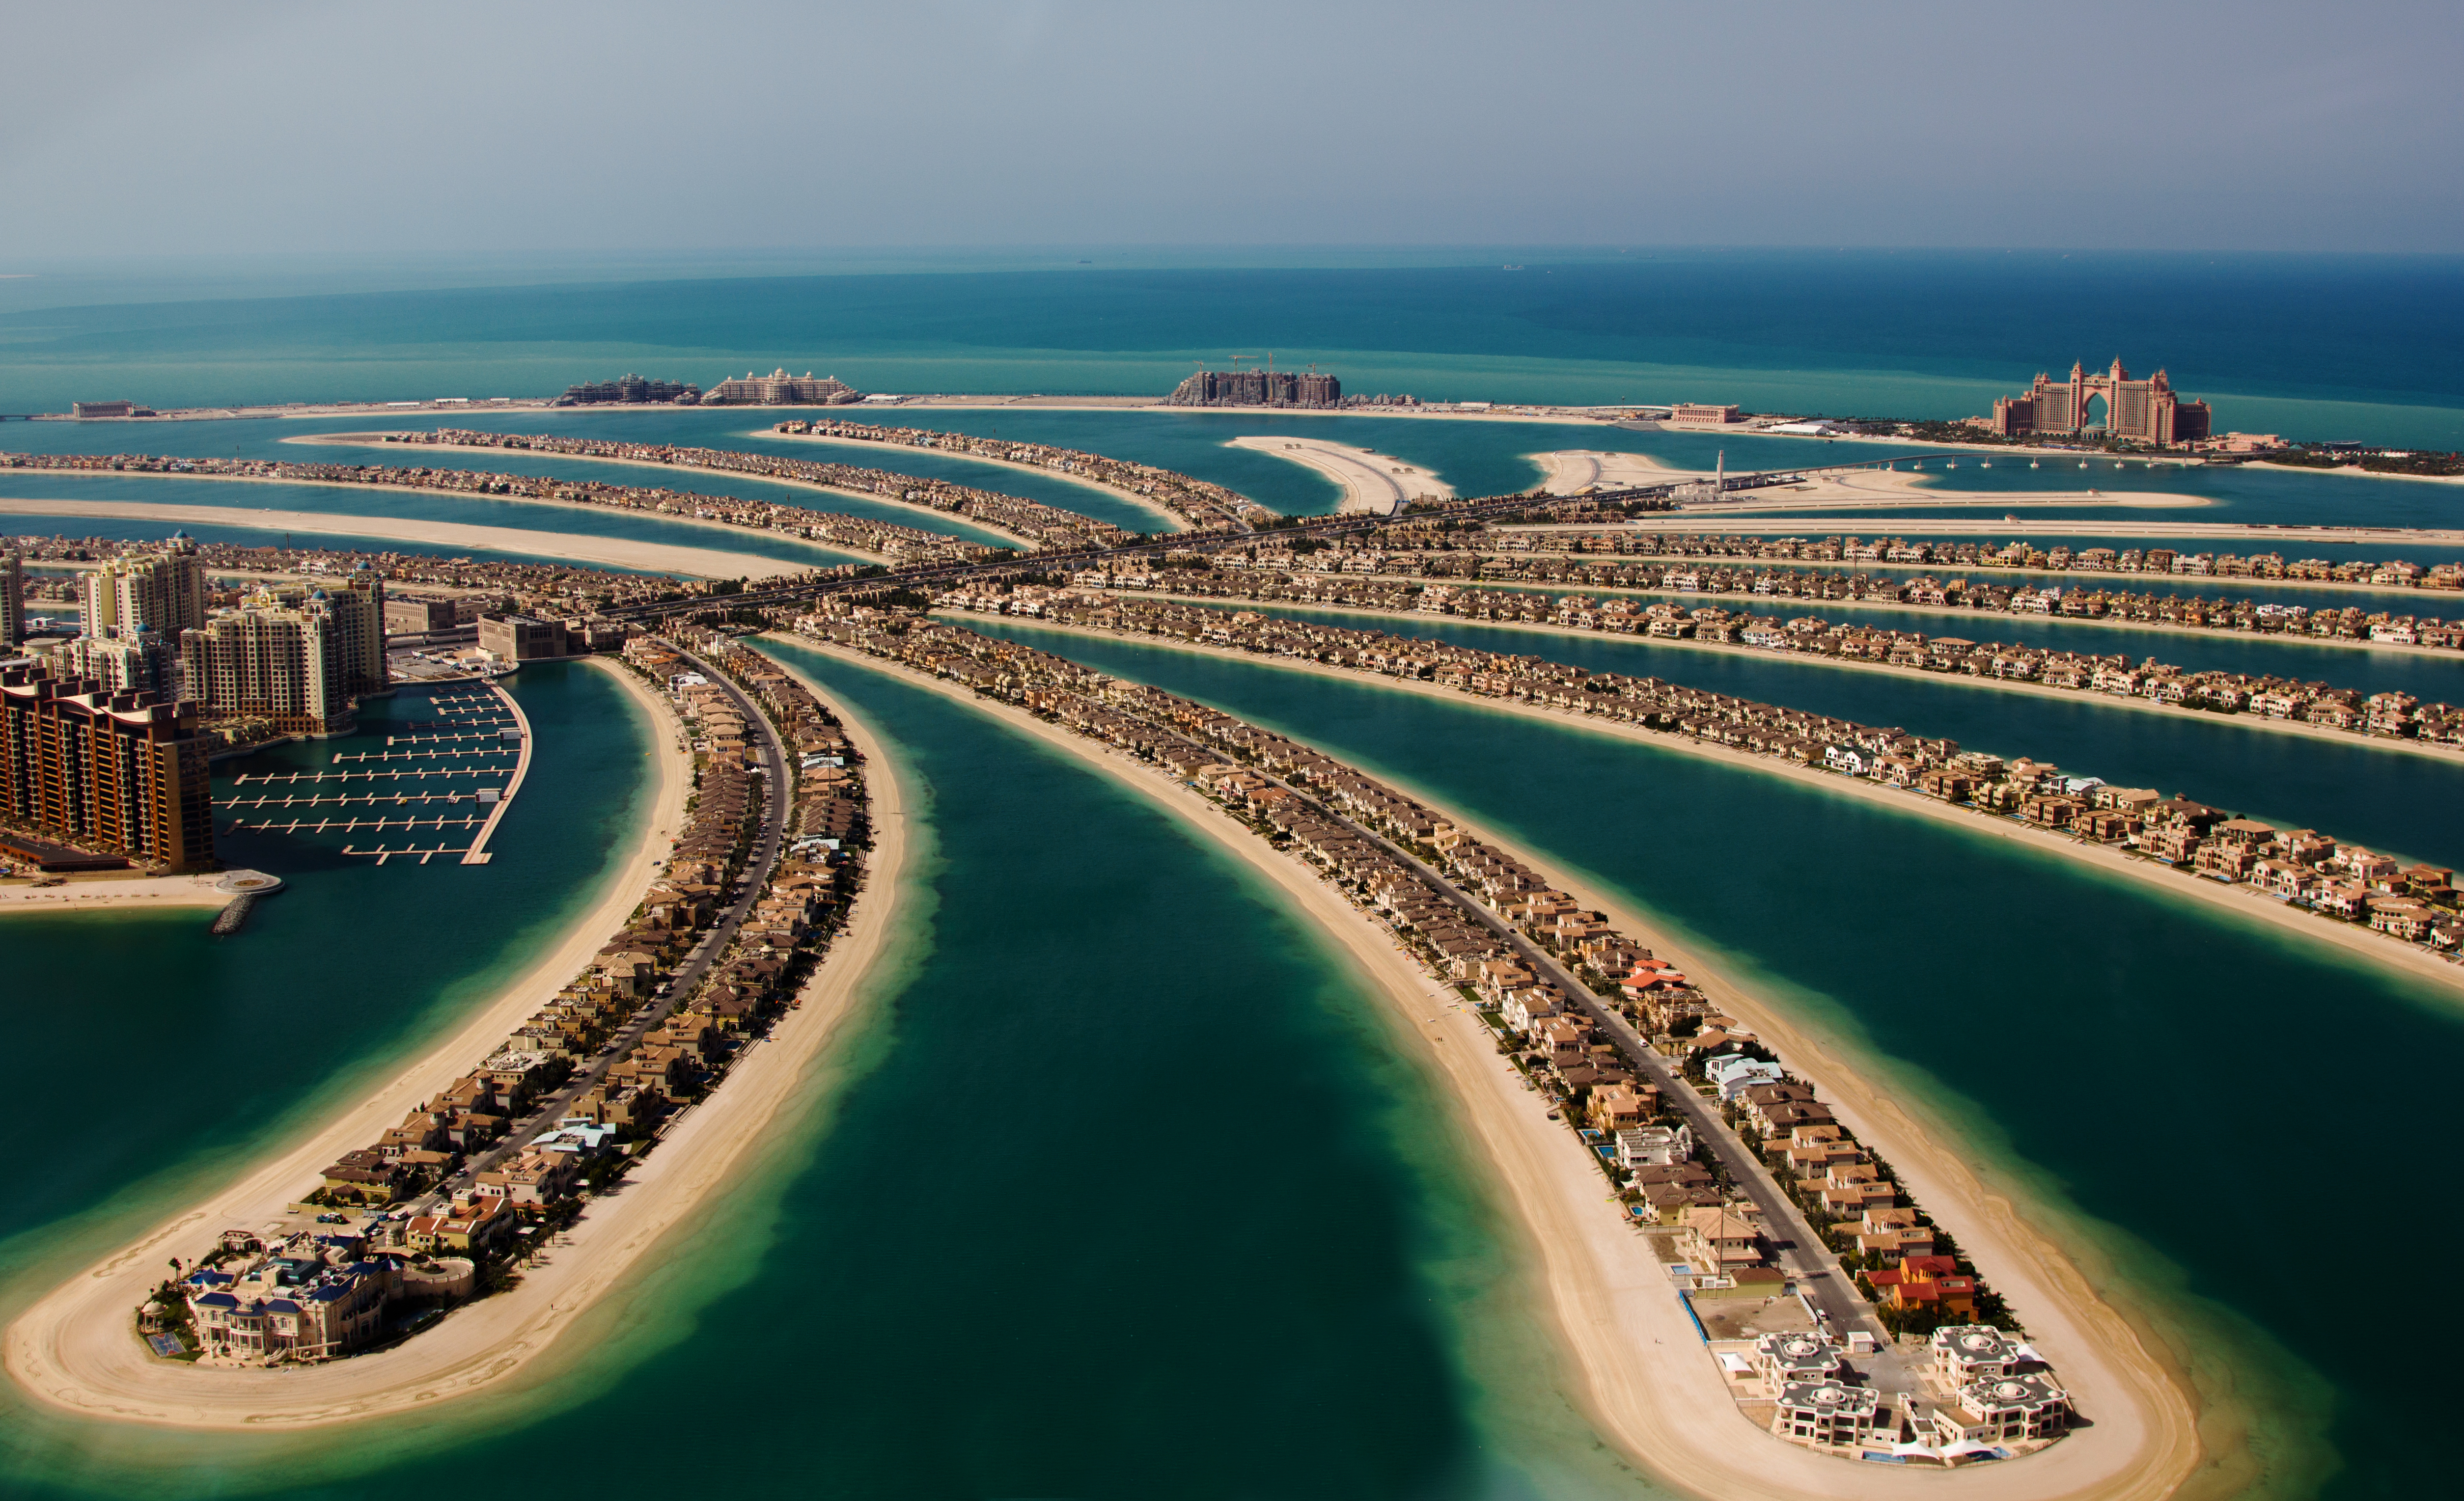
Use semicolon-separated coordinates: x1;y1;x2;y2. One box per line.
1772;1379;1884;1447
182;1233;395;1364
1931;1324;2028;1384
1930;1373;2073;1447
1615;1122;1691;1168
1753;1331;1846;1395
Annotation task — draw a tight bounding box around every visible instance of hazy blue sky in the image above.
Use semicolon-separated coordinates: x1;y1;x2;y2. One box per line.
4;0;2459;260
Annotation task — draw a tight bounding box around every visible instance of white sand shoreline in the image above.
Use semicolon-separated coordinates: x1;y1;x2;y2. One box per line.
979;615;2464;1009
757;428;1193;533
769;631;2218;1501
0;494;813;579
1226;435;1452;514
2;662;907;1431
1451;559;2457;654
284;432;1050;550
0;873;236;915
1128;590;2464;769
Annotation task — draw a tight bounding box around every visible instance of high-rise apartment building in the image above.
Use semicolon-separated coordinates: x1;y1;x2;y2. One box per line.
0;662;215;872
1165;368;1343;408
179;582;381;736
46;631;178;697
82;535;207;641
554;373;702;406
1;552;23;649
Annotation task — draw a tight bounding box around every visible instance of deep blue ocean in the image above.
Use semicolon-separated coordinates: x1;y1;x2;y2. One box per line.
2;249;2461;446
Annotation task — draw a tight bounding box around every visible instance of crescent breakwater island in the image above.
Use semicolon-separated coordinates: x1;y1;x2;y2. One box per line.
3;637;907;1428
771;606;2209;1494
933;587;2464;981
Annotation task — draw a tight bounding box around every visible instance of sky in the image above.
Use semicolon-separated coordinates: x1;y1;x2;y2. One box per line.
2;0;2460;260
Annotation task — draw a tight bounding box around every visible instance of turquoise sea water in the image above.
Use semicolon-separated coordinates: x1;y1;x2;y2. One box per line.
1218;606;2464;870
7;260;2462;1499
975;621;2464;1501
2;250;2461;446
0;644;1649;1501
0;661;656;1282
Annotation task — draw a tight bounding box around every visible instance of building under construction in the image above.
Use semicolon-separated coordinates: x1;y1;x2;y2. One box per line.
1166;366;1342;408
553;374;702;406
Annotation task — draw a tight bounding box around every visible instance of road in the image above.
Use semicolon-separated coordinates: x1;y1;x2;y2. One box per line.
413;646;790;1212
1213;764;1903;1369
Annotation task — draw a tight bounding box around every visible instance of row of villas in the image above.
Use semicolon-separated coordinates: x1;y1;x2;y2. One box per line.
2;448;989;572
1420;549;2464;647
793;602;2070;1465
1049;562;2464;751
942;588;2464;962
406;428;1133;552
10;533;719;622
1504;528;2464;592
176;636;867;1365
774;417;1271;531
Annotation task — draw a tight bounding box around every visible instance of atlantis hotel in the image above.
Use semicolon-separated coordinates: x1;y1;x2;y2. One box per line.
1989;359;2212;446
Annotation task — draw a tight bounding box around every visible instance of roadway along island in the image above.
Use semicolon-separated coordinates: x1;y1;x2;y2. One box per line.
766;608;2212;1497
3;645;910;1429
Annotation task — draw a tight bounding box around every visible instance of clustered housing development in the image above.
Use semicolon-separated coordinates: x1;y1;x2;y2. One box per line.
0;448;1017;567
170;636;870;1365
786;604;2075;1462
770;418;1272;530
395;429;1135;551
1059;548;2464;750
936;587;2464;955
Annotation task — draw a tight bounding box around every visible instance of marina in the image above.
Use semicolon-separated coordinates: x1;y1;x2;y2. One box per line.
220;683;531;864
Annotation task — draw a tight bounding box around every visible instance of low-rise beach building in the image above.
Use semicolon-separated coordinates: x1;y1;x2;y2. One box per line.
1772;1379;1884;1447
1930;1374;2072;1447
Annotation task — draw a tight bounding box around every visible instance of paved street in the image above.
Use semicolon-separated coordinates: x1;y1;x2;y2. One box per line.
415;650;790;1211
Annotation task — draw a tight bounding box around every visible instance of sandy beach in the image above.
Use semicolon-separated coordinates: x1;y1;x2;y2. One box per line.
1545;512;2464;546
283;432;1054;549
1534;448;1683;493
752;427;1192;534
1455;554;2456;649
2;658;909;1430
0;872;236;916
769;632;2219;1501
1226;435;1453;513
1710;464;2211;511
0;496;806;580
1128;589;2464;770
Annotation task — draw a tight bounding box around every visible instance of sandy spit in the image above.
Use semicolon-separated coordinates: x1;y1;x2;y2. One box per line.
1225;435;1453;513
0;873;235;916
2;660;908;1431
287;431;1048;549
771;633;2218;1501
755;428;1190;534
996;615;2464;1004
0;496;803;580
1131;590;2464;770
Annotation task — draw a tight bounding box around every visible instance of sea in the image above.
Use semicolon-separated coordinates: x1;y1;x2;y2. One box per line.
4;250;2463;1499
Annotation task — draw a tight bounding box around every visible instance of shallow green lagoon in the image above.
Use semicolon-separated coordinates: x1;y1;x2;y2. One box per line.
1232;606;2464;871
0;662;655;1255
975;621;2464;1501
0;646;1651;1501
